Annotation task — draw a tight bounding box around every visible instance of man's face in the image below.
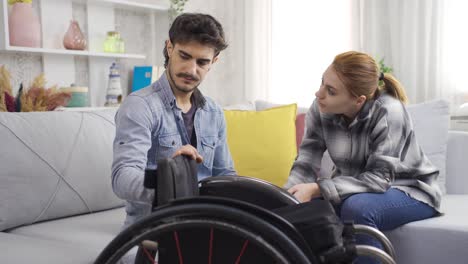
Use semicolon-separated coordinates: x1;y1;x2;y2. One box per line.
315;65;362;116
166;40;218;94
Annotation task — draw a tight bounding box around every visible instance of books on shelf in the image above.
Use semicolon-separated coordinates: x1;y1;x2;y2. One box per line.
132;66;165;93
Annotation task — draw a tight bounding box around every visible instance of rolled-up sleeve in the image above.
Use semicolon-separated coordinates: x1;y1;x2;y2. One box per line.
111;95;155;203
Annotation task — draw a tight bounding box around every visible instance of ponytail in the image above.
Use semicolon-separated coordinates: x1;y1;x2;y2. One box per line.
380;73;408;104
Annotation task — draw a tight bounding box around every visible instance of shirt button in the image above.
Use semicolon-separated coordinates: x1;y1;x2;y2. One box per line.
171;141;175;146
212;142;215;146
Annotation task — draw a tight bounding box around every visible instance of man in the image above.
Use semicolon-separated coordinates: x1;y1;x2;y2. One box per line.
112;13;236;228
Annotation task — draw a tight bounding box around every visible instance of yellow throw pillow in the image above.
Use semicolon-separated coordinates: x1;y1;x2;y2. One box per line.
224;104;297;187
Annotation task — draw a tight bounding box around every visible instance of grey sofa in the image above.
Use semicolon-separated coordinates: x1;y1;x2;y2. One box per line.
0;110;126;264
1;99;467;264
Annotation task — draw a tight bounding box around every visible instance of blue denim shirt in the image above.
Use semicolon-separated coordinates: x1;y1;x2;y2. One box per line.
112;72;236;227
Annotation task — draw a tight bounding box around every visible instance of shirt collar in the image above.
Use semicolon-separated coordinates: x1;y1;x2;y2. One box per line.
153;71;177;109
329;97;375;129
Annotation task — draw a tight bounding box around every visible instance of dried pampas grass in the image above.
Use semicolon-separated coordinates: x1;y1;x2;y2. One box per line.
20;74;71;112
0;68;72;112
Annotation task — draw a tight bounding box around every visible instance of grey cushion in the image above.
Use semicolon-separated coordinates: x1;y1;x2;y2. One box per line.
0;110;124;231
385;195;468;264
406;100;450;194
0;232;97;264
446;131;468;194
9;207;125;250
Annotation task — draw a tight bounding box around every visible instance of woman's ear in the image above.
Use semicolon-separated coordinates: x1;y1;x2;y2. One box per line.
356;95;367;107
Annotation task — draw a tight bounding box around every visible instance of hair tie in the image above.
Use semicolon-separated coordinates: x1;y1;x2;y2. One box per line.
379;72;384;81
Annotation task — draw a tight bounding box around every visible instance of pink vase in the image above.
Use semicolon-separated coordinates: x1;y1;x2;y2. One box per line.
8;3;41;48
63;20;87;50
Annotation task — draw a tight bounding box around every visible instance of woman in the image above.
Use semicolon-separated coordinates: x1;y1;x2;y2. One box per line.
286;51;441;263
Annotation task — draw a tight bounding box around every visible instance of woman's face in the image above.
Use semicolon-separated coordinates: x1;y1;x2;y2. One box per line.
315;65;364;118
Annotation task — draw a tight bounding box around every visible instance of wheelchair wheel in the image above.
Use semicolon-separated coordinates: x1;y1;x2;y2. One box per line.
95;197;315;264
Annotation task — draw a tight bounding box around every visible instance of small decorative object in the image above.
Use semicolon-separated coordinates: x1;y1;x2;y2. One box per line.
169;0;189;22
103;31;124;53
60;85;88;107
8;0;41;48
0;66;71;112
63;20;87;50
105;62;123;107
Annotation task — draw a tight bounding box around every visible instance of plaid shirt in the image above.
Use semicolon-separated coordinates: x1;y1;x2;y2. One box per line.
286;93;441;211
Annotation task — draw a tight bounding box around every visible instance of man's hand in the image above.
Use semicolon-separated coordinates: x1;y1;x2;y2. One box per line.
172;145;203;163
288;183;321;203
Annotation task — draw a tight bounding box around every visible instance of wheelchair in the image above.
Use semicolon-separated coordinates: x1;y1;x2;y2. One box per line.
96;156;396;264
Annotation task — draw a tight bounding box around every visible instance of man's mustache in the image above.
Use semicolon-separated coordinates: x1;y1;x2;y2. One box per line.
176;73;199;82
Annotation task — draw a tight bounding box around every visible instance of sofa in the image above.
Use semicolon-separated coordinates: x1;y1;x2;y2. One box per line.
0;99;467;264
0;110;126;264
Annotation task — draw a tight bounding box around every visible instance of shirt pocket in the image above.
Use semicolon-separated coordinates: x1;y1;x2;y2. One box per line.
200;136;217;169
157;134;182;158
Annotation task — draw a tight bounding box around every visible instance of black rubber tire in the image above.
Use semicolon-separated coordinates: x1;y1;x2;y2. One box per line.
95;198;315;264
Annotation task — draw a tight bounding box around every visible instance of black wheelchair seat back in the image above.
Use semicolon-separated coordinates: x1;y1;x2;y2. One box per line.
144;155;199;207
199;175;300;209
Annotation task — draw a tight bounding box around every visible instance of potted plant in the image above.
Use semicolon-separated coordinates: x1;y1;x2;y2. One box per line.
8;0;41;48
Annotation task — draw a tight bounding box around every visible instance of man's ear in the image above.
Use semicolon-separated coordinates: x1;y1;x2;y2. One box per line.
356;95;367;107
212;55;219;64
166;40;173;56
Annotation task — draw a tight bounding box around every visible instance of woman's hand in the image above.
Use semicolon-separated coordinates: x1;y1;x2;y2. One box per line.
288;183;321;203
172;144;203;163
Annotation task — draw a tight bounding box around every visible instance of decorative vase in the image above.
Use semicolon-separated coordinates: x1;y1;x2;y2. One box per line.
8;3;41;48
63;20;87;50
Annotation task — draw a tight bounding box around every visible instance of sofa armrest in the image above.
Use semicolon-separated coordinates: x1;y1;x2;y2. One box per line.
446;131;468;194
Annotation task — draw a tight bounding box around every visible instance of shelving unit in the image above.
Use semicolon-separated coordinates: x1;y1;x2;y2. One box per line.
2;45;146;59
0;0;170;107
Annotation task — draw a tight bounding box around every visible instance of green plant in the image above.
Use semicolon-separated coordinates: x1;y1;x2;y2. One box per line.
169;0;188;22
376;57;393;86
378;57;393;74
8;0;32;5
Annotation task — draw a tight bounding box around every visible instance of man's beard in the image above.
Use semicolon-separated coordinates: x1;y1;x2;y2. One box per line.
167;65;200;94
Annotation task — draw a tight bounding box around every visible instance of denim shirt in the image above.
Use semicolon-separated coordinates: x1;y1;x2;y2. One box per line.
112;72;236;227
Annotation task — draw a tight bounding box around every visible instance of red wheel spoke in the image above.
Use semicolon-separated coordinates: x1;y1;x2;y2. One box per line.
234;240;249;264
142;246;158;264
174;231;184;264
208;228;214;264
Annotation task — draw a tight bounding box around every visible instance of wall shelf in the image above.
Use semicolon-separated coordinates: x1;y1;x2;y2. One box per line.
4;45;146;59
73;0;170;12
0;0;169;107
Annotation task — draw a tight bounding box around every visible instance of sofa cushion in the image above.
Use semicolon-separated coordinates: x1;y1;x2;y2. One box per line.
296;113;306;150
0;110;124;231
0;232;97;264
224;104;297;187
446;131;468;194
406;100;450;194
385;195;468;264
8;207;125;249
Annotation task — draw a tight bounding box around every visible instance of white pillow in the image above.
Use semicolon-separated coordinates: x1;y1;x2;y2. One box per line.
255;100;309;114
223;102;255;111
407;100;450;194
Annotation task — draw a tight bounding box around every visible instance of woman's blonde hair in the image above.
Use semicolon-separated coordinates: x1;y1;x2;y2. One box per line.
332;51;408;103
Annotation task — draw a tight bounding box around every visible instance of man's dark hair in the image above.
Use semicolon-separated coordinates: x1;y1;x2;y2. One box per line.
163;13;228;68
